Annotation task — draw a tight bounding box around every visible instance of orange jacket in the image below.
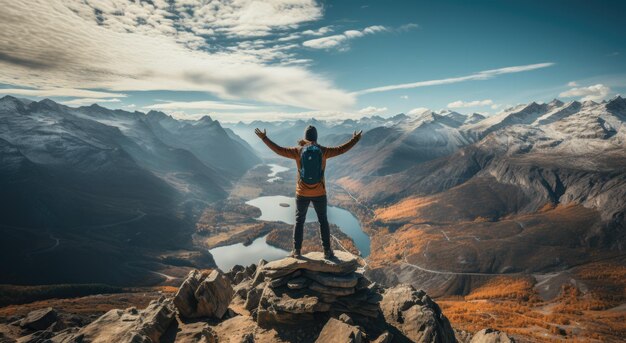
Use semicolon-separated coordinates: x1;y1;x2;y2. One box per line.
261;135;361;197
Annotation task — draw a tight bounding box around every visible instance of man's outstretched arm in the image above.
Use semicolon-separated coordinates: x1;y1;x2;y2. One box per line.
255;128;298;159
324;130;362;158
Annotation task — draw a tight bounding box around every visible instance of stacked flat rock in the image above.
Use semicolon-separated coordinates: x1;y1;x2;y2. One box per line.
246;251;382;326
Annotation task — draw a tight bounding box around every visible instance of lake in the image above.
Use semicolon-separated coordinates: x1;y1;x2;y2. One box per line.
267;163;289;182
208;165;371;271
209;234;288;271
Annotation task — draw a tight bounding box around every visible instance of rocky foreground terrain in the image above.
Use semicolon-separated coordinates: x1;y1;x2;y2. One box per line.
0;251;513;343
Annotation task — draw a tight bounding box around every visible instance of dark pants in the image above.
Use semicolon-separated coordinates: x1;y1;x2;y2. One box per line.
294;195;331;251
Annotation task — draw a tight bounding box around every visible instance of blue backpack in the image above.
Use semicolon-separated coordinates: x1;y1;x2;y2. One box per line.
300;144;323;184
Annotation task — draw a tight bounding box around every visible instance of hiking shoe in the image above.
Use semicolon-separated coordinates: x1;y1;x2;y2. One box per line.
324;249;335;259
290;249;301;258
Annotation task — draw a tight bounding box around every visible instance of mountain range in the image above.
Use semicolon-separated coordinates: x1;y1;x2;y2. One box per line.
229;97;626;296
0;95;259;285
2;94;625;298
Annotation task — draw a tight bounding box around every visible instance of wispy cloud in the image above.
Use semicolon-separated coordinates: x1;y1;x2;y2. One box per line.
0;88;126;99
144;100;260;111
61;98;122;106
407;107;430;116
358;106;388;115
559;83;611;101
447;99;493;108
353;62;555;95
0;1;354;111
303;25;388;50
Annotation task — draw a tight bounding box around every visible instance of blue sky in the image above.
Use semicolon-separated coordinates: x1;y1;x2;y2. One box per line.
0;0;624;121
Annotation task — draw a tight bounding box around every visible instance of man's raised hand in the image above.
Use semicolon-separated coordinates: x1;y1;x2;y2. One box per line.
255;128;267;139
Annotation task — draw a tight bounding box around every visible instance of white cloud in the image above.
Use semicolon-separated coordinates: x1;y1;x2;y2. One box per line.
559;84;611;101
0;88;126;99
447;99;493;108
277;26;334;42
567;81;578;87
68;0;323;40
398;23;419;31
490;103;501;110
354;62;555;95
144;100;260;111
61;98;122;106
400;95;409;99
303;25;388;50
407;107;430;116
358;106;388;115
0;0;354;111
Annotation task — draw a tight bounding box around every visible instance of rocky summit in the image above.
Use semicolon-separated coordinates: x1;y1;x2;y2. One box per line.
246;251;383;327
0;251;515;342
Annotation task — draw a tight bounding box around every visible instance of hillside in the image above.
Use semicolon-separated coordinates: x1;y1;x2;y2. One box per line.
0;96;259;285
0;252;516;343
329;98;626;303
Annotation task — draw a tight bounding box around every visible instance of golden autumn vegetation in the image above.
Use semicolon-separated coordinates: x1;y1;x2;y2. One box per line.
438;263;626;342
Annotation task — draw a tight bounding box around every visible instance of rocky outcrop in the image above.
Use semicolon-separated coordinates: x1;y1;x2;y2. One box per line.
315;317;364;343
225;264;257;285
380;284;456;343
19;307;58;331
470;328;515;343
53;296;175;343
174;269;234;319
244;251;382;327
2;251;513;343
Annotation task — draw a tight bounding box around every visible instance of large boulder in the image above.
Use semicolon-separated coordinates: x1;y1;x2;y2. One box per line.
166;321;218;343
19;307;58;331
54;297;175;343
174;269;234;319
261;251;359;278
470;328;515;343
380;284;455;343
252;251;382;327
256;285;331;326
315;318;364;343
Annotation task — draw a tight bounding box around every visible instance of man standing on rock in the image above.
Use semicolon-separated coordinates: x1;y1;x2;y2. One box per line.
255;125;362;259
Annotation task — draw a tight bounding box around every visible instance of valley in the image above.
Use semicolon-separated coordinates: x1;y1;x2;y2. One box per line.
1;95;625;341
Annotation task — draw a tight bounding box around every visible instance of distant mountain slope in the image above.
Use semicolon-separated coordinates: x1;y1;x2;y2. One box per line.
0;96;257;285
145;111;260;177
224;115;412;158
334;97;626;296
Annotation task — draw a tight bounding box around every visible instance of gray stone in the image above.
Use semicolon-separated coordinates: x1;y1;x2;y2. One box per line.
174;269;234;319
309;281;355;296
269;270;301;288
303;270;359;288
244;282;266;312
19;307;58;331
57;297;175;343
380;284;456;343
470;328;515;343
234;279;253;299
195;270;234;318
262;251;359;278
315;318;363;343
170;321;218;343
